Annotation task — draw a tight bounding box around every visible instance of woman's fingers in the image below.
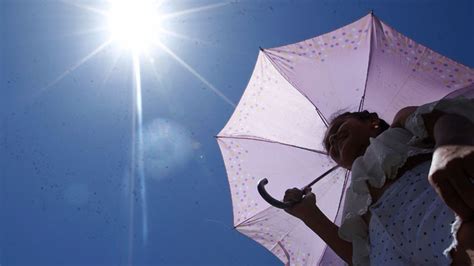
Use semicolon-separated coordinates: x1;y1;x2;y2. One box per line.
283;187;314;205
303;186;312;195
431;170;473;220
462;151;474;182
304;192;316;205
449;153;474;219
429;158;474;220
429;146;474;221
456;220;474;250
449;167;474;210
284;188;303;203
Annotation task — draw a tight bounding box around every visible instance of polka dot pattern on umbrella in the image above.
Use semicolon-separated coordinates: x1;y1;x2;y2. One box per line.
377;23;474;90
265;17;371;69
224;140;258;224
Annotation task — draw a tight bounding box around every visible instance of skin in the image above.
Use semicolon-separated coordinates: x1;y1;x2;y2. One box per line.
326;115;380;170
283;108;474;265
284;114;381;264
397;108;474;264
395;107;474;221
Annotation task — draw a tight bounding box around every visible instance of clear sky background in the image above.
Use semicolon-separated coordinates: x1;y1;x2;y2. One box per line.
1;0;473;265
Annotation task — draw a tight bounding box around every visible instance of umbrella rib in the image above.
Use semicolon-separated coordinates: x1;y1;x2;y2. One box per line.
215;135;328;155
274;241;291;266
268;221;304;252
233;205;273;229
383;47;432;113
260;49;329;127
358;13;375;112
233;206;303;251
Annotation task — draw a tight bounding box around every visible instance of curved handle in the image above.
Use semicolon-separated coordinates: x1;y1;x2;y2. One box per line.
257;178;295;209
257;166;339;209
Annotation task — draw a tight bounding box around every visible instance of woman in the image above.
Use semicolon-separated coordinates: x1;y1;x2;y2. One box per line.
283;96;474;265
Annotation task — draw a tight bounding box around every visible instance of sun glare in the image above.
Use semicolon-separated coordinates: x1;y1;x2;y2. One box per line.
107;0;162;53
43;0;234;262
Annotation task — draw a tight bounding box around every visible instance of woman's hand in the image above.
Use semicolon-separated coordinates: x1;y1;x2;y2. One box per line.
283;187;318;222
457;220;474;250
283;187;354;264
450;220;474;265
428;145;474;221
428;113;474;222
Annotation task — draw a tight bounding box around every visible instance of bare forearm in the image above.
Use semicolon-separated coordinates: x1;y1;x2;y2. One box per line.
394;108;474;147
432;114;474;147
303;209;353;264
392;107;474;147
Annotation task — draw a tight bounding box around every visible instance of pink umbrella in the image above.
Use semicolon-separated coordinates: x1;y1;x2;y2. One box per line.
216;12;474;265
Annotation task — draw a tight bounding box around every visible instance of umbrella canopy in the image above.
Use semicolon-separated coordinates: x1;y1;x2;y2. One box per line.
216;12;474;265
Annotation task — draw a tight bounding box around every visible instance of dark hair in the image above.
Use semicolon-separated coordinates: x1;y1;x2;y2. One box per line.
322;110;390;152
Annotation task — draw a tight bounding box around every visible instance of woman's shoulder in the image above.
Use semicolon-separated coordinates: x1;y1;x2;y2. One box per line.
390;106;418;129
390;96;474;145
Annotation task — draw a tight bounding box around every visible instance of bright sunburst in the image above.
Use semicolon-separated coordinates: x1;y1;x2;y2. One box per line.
107;0;162;53
41;1;235;264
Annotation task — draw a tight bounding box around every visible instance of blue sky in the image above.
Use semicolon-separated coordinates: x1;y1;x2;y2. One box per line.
1;0;473;265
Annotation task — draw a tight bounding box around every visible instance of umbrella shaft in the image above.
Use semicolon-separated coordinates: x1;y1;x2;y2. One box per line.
302;165;339;190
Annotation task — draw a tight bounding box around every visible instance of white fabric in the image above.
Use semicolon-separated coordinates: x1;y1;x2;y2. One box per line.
369;160;455;265
337;95;474;265
338;128;433;265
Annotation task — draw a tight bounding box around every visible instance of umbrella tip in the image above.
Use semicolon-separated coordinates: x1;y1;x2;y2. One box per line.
259;46;265;51
369;9;374;15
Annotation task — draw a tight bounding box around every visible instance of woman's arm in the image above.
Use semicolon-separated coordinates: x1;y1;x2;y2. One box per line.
303;208;353;264
391;105;474;220
390;106;418;129
391;106;474;146
392;105;474;263
432;113;474;147
283;188;353;264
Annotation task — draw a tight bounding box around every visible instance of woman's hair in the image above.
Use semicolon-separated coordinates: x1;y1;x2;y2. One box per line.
322;110;390;152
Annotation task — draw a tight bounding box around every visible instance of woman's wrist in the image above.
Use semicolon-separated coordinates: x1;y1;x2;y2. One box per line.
449;220;474;265
302;207;323;224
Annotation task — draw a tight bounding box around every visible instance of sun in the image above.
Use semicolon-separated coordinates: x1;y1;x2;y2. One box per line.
41;0;235;258
107;0;162;53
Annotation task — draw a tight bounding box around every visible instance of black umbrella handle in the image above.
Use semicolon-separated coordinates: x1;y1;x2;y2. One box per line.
257;178;295;209
257;166;339;209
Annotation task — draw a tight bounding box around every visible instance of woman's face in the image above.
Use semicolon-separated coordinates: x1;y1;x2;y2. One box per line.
326;116;379;170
